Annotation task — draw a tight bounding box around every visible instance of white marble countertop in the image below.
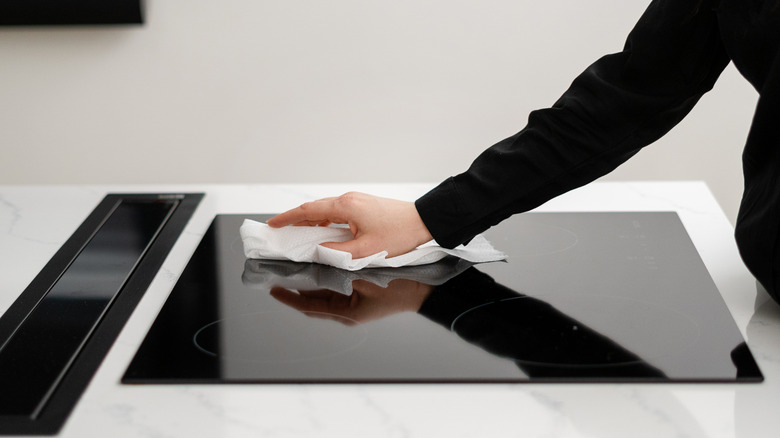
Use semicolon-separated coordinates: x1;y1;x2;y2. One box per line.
1;182;778;438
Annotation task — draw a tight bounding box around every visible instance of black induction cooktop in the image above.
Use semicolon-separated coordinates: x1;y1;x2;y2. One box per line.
122;212;762;384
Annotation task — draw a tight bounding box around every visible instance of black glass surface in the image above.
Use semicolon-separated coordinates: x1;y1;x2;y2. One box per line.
0;200;175;417
123;212;763;383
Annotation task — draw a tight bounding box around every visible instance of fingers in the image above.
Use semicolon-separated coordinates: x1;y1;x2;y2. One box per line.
266;196;344;228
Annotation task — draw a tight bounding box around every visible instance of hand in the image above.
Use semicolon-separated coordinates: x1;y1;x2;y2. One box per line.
269;279;434;325
266;192;433;258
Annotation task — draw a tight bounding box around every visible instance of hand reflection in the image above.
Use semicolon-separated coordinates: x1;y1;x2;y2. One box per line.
269;279;434;325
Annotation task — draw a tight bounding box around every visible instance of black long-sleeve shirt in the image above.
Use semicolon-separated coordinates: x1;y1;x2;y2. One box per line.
415;0;780;300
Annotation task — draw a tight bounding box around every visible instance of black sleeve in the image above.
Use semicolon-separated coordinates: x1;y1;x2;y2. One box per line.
416;0;730;248
734;40;780;301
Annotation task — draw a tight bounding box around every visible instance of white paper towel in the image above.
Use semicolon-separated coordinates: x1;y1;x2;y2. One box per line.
240;219;506;271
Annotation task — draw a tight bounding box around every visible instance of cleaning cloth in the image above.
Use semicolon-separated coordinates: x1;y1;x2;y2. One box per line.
240;219;506;271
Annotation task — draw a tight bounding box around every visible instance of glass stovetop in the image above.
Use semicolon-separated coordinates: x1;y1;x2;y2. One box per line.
122;212;762;383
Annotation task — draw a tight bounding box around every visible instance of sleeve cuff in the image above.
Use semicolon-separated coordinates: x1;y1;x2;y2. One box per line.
415;177;473;249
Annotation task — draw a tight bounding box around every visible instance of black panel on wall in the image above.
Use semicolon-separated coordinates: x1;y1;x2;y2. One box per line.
0;0;144;25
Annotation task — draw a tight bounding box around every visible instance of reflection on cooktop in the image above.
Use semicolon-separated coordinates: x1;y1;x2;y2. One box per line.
122;213;763;384
193;309;369;363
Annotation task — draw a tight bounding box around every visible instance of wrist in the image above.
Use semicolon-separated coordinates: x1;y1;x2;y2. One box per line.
409;203;433;246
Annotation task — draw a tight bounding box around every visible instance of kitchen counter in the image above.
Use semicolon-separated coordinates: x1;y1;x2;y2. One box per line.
1;182;778;438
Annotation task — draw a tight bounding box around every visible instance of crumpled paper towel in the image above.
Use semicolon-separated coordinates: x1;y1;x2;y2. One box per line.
240;219;506;271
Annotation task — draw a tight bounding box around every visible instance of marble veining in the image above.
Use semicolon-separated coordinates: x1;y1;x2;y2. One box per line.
0;194;21;236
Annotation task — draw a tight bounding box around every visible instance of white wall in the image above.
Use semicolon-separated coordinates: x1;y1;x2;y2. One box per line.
0;0;758;223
